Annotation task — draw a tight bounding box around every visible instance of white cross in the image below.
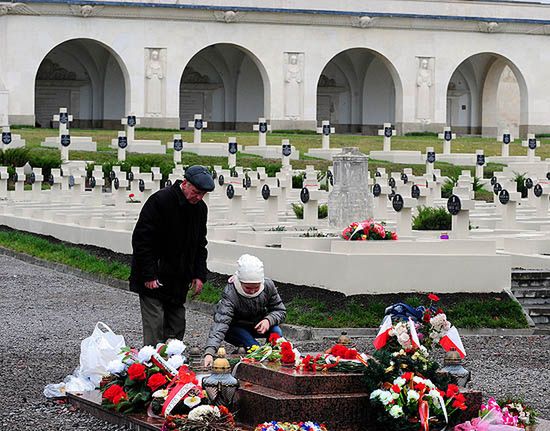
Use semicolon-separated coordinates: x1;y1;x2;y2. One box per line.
438;127;456;155
378;123;395;152
281;139;292;170
475;149;485;179
117;131;127;162
187;114;207;145
53;108;73;138
1;126;11;151
121;114;141;144
228;137;237;168
425;146;436;175
317;120;335;150
171;134;183;164
522;133;540;162
60;130;71;162
253;117;271;147
498;129;514;157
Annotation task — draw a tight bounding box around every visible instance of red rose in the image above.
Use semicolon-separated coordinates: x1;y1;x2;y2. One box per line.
391;384;401;393
281;350;295;364
402;372;413;381
446;384;460;398
280;341;293;352
423;310;432;323
452;393;467;410
428;293;440;302
147;372;167;391
268;333;281;345
129;193;135;198
127;363;147;381
103;384;125;403
391;232;398;240
112;391;127;405
330;344;348;357
344;348;358;360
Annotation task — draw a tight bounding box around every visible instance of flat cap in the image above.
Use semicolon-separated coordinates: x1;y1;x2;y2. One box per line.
184;165;215;192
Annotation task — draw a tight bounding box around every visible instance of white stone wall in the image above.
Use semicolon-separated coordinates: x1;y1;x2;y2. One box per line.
2;0;550;133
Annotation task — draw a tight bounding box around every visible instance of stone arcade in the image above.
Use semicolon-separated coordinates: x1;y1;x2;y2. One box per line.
1;0;549;136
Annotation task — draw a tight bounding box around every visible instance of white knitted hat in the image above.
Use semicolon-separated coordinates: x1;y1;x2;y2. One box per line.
235;254;264;283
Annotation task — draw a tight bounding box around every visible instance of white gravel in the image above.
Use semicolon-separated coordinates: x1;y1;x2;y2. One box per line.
0;254;548;430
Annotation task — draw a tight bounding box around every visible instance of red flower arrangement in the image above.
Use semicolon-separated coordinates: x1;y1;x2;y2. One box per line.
327;343;360;360
280;341;296;364
103;384;127;405
147;372;168;392
341;219;397;241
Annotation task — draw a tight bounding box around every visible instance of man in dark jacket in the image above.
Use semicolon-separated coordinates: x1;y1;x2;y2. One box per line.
130;165;215;346
203;254;286;367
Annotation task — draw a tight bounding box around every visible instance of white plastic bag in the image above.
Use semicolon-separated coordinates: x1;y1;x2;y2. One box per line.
78;322;126;387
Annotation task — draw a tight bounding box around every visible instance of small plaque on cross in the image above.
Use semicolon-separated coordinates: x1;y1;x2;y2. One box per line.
447;195;462;215
392;194;404;212
2;132;11;145
262;184;270;200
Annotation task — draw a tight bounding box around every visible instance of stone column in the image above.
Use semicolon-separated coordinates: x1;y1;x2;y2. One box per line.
328;147;373;228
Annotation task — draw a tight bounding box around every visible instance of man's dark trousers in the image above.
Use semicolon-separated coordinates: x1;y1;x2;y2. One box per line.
139;295;186;346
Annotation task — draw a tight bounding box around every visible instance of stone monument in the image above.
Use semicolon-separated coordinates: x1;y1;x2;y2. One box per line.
328;147;373;228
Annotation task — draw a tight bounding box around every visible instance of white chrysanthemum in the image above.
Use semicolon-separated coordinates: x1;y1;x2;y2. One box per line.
389;405;404;418
370;389;382;400
378;391;393;405
407;389;420;402
393;377;406;387
152;389;169;399
413;376;425;384
137;345;156;363
166;339;186;356
188;405;220;421
106;359;126;375
167;354;184;370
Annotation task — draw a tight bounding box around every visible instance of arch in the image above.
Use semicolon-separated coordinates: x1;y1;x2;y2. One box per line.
445;52;528;137
179;43;271;130
33;38;130;128
315;47;403;134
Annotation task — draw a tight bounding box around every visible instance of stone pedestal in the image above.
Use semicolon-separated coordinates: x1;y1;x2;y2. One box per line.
234;362;369;431
328;147;373;228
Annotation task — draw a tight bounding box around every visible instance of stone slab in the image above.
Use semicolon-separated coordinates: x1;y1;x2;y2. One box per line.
234;361;366;395
110;139;165;154
178;142;243;157
305;147;342;161
488;155;542;164
436;153;477;166
243;145;300;160
369;150;424;164
42;136;97;151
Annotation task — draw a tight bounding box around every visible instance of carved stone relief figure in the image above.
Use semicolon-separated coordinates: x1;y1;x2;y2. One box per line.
145;48;165;116
416;57;434;122
284;52;303;120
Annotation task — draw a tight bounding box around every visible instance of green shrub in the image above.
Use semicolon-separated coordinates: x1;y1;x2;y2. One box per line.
292;173;305;188
291;203;328;219
412;206;451;230
513;171;528;198
404;131;438;137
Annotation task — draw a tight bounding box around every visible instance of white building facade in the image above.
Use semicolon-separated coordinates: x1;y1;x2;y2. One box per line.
1;0;550;136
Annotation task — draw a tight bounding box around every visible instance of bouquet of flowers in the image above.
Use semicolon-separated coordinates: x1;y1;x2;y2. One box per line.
454;397;536;431
244;334;300;366
370;375;467;431
100;340;199;414
161;405;237;431
255;421;329;431
496;398;538;428
341;219;398;241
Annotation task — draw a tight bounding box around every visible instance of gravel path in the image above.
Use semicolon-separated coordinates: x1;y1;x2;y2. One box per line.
0;254;548;430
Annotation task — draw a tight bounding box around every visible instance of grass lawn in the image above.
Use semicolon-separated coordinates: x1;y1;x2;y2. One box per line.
0;228;529;329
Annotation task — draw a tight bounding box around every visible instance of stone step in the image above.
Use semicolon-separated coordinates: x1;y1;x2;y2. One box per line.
234;361;365;395
511;270;550;288
512;286;550;296
528;306;550;324
514;297;550;306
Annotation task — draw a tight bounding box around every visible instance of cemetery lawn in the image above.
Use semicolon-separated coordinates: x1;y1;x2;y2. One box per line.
4;126;535;185
0;227;529;330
